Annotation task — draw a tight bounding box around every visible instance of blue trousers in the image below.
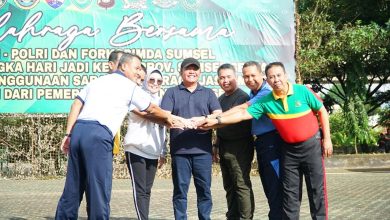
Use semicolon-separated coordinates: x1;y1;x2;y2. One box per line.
255;130;283;220
55;120;113;220
171;154;212;220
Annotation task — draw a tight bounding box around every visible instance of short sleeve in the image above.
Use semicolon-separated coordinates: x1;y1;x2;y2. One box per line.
247;101;265;120
130;86;152;111
128;103;137;112
249;85;272;105
161;88;174;112
208;89;221;112
76;85;89;104
304;87;323;111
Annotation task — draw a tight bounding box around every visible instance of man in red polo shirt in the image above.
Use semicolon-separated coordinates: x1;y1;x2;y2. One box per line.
198;62;333;220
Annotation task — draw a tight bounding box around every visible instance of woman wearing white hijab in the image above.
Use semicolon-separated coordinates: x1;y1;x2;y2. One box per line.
123;68;167;220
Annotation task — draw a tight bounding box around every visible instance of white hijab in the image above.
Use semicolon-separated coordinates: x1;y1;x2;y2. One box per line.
142;68;163;104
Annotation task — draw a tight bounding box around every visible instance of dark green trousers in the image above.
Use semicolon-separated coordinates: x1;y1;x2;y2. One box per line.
219;136;255;220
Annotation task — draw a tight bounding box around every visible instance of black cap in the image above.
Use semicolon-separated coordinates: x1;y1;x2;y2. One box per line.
180;57;200;70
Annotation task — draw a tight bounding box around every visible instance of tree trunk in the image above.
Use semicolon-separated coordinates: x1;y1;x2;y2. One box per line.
294;0;302;84
354;136;359;154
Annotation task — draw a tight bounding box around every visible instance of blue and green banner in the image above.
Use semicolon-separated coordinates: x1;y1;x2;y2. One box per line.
0;0;295;113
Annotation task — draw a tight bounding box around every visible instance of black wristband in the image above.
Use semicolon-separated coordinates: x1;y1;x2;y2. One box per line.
65;133;71;137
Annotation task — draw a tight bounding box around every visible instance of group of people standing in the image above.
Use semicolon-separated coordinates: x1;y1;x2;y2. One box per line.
55;49;333;220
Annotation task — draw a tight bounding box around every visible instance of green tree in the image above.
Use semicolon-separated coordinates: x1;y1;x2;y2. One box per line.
327;0;390;26
298;0;390;26
375;105;390;128
297;0;390;153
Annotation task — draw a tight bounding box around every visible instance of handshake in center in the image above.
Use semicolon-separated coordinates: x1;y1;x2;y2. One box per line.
169;114;221;130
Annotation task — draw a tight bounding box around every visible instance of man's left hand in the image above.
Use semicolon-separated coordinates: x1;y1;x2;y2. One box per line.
322;138;333;157
196;118;217;130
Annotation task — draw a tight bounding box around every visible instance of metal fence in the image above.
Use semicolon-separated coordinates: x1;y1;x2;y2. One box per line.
0;114;261;179
0;114;174;179
0;114;67;178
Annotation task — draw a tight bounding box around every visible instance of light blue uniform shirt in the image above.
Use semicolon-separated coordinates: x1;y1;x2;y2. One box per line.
248;81;276;136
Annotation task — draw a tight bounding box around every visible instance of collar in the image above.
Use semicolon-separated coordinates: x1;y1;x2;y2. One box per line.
251;80;267;96
272;81;293;100
178;82;203;91
112;70;126;77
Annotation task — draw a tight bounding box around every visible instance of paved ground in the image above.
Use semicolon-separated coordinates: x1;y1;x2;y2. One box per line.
0;168;389;220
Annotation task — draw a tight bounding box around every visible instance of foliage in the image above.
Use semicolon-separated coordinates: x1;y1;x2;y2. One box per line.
297;0;390;153
326;0;390;26
299;18;390;114
299;0;390;26
375;105;390;128
330;110;379;153
298;0;390;113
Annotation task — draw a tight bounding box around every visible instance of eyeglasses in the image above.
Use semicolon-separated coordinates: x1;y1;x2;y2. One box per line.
148;78;163;85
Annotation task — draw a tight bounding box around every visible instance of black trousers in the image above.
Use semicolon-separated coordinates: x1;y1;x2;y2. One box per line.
125;152;158;220
281;132;328;220
219;137;255;220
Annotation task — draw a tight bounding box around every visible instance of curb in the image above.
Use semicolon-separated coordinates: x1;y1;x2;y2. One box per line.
324;154;390;168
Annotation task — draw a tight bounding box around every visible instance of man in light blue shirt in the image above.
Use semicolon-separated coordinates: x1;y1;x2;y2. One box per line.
243;61;282;220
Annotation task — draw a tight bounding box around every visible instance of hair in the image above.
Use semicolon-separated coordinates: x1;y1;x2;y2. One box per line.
242;61;262;73
108;50;123;62
264;62;286;76
141;64;147;73
117;53;142;69
217;63;236;76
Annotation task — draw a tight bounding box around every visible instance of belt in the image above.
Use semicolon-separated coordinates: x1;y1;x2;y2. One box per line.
255;130;277;139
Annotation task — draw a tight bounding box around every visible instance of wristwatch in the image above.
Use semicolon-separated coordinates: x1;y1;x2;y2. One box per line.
216;116;222;125
65;133;72;137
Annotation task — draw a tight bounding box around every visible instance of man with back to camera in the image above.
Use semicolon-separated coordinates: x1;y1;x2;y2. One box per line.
199;62;333;220
108;50;124;155
161;57;222;220
215;63;255;220
55;52;173;220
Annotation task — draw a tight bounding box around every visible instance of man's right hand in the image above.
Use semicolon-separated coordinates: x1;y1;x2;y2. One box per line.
60;136;70;154
170;115;197;129
212;145;219;163
196;118;218;130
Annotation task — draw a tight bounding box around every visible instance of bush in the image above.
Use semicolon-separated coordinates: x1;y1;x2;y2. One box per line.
330;111;380;153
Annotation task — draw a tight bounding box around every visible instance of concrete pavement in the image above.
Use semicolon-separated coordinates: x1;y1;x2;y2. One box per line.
0;168;389;220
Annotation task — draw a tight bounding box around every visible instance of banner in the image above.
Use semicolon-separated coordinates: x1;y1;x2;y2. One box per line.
0;0;295;113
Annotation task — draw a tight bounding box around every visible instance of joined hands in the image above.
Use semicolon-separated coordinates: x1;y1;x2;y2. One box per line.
170;115;211;130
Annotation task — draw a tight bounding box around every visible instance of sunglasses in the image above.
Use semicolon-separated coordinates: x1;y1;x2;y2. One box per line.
148;78;163;85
